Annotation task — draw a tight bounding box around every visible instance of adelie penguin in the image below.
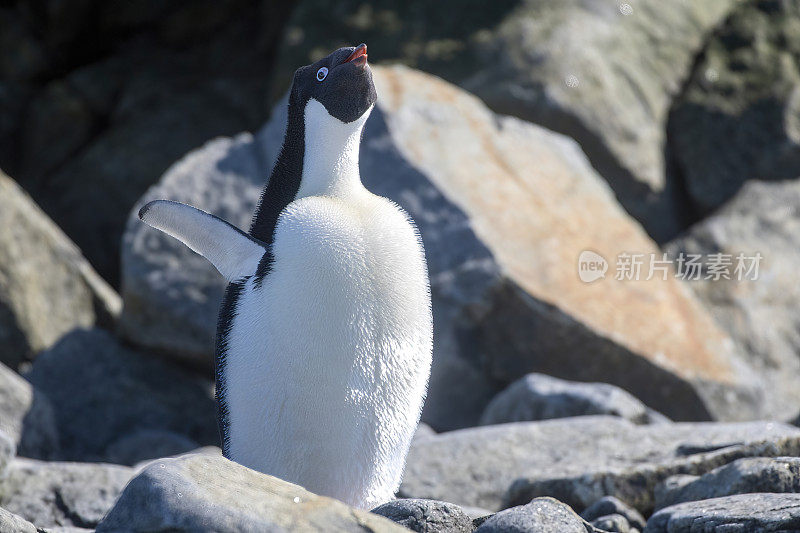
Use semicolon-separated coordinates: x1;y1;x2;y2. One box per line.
138;44;433;509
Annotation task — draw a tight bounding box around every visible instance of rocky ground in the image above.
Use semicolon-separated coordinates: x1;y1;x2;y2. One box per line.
2;0;800;531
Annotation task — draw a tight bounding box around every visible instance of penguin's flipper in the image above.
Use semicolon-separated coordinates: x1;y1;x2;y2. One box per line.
138;200;265;282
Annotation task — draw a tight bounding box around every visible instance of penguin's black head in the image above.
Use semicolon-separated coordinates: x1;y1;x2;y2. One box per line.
290;44;377;124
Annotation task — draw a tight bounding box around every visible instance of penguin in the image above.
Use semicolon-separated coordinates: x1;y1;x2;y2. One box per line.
138;44;433;509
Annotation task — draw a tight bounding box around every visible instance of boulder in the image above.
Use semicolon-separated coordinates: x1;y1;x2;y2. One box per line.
118;133;266;364
654;457;800;510
97;454;408;532
0;458;134;529
666;179;800;421
581;496;645;531
120;65;760;429
480;373;669;426
0;171;120;368
474;497;594;533
462;0;736;240
25;328;218;462
0;360;58;459
0;430;14;476
670;0;800;213
0;507;37;533
399;416;800;513
372;498;475;533
645;493;800;532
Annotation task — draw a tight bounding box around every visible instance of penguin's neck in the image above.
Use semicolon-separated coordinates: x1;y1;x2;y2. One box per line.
296;98;371;199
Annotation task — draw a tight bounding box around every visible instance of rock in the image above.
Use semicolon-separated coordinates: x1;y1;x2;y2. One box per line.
121;64;760;429
118;133;265;364
591;514;635;533
0;171;120;368
0;430;14;476
462;0;736;240
105;429;200;466
400;416;800;513
654;457;800;511
0;458;134;529
372;498;474;533
480;373;669;426
670;0;800;214
414;423;437;442
666;179;800;421
97;454;408;532
0;507;37;533
25;328;218;462
0;361;58;459
474;497;594;533
582;496;645;531
645;493;800;532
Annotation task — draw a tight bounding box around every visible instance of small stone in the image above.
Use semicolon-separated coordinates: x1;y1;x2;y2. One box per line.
581;496;645;530
474;497;593;533
372;498;474;533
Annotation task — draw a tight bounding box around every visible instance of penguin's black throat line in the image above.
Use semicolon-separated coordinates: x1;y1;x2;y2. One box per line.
249;43;377;247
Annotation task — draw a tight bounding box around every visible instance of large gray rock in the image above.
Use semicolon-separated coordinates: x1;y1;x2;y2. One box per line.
480;373;668;426
474;497;594;533
97;454;407;532
462;0;736;240
645;493;800;532
400;416;800;513
0;458;134;529
371;498;475;533
120;65;759;430
0;360;57;459
0;507;37;533
0;430;14;477
25;328;218;462
666;179;800;421
670;0;800;214
654;457;800;510
0;171;120;368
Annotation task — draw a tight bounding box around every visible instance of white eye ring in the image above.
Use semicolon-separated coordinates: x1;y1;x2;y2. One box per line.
316;67;328;82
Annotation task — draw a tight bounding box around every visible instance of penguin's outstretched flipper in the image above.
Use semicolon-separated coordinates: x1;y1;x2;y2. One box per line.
139;200;265;282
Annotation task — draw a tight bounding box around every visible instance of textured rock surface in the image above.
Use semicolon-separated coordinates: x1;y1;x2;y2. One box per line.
474;497;593;533
0;360;57;459
0;172;120;367
480;373;668;425
25;328;217;461
646;493;800;532
582;496;645;531
400;416;800;512
120;65;759;428
654;457;800;510
372;498;474;533
97;454;407;532
0;458;134;529
463;0;736;240
0;507;37;533
0;430;14;476
666;180;800;421
670;0;800;213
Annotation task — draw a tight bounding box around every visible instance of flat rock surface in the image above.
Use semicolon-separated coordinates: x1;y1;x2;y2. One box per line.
655;456;800;510
646;493;800;532
0;458;134;529
400;416;800;512
97;454;407;532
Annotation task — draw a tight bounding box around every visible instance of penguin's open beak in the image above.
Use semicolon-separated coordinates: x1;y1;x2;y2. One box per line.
345;44;368;66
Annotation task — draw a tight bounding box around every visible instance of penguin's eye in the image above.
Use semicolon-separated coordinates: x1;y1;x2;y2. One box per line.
316;67;328;82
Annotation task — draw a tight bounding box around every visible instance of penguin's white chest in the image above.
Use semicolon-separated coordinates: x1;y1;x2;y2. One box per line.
222;192;432;509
